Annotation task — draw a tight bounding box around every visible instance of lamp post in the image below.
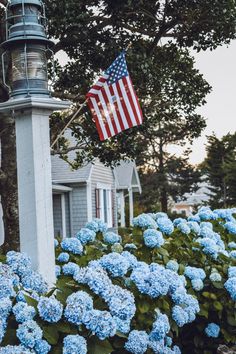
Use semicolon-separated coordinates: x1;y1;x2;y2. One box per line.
0;0;70;284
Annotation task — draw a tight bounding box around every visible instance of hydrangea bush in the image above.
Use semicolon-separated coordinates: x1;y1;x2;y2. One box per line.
0;207;236;353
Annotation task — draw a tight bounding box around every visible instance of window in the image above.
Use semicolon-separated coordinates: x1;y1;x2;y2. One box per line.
95;185;113;227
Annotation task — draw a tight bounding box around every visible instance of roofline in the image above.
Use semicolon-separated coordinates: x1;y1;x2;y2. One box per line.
52;184;73;192
52;179;87;184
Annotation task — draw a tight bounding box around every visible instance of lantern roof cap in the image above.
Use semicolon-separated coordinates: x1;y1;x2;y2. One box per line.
1;36;54;49
8;0;42;7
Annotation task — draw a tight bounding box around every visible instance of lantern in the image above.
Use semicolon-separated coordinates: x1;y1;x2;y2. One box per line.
1;0;54;97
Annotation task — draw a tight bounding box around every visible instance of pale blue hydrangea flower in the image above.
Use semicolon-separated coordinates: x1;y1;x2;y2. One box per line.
224;222;236;235
184;266;206;281
64;291;93;326
62;262;80;276
61;238;83;255
156;218;174;235
177;222;191;235
228;267;236;278
121;251;138;269
111;243;123;253
209;272;222;282
125;330;149;354
0;277;15;299
188;214;200;223
21;271;48;295
230;250;236;259
224;277;236;300
103;231;121;244
63;335;87;354
6;251;31;277
197;238;219;259
99;253;129;277
54;239;59;248
191;279;204;291
114;317;130;334
124;243;137;250
133;214;157;229
16;320;43;348
85;219;108;233
187;221;200;234
172;306;189;327
34;339;51;354
13;302;36;323
166;260;179;273
149;312;170;341
0;346;33;354
107;285;136;321
83;265;113;298
76;228;96;245
0;298;12;319
228;242;236;249
57;252;69;263
83;309;116;340
143;229;164;248
55;265;61;278
198;208;216;221
205;323;220;338
154;212;168;220
0;319;7;343
173;218;186;226
37;297;63;323
200;222;213;230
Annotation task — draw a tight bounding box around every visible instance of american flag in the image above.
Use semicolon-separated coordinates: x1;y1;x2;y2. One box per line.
86;51;143;141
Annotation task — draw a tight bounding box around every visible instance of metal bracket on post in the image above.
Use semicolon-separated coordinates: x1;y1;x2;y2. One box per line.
1;51;11;92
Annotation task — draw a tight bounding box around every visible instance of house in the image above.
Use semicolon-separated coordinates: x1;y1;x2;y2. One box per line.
171;180;211;216
114;160;142;227
51;155;117;238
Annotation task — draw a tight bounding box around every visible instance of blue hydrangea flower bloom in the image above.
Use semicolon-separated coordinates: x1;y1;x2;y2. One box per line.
83;265;113;298
166;260;179;273
16;320;43;348
225;277;236;300
198;208;216;221
0;319;6;343
224;222;236;235
83;309;116;340
156;218;174;235
76;228;96;245
35;339;51;354
85;219;108;233
177;222;191;235
21;271;48;295
0;345;33;354
54;239;59;248
228;242;236;249
62;262;80;276
143;229;164;248
0;298;12;320
154;212;168;220
125;330;149;354
124;243;137;250
57;252;70;263
149;313;170;341
63;335;87;354
191;279;204;291
184;266;206;281
55;265;61;278
230;250;236;259
13;302;36;323
99;253;129;277
209;272;222;282
173;218;186;226
0;278;15;299
6;251;31;277
188;214;201;223
187;221;200;234
37;297;63;323
61;238;83;255
228;267;236;278
103;231;121;244
205;323;220;338
172;306;189;327
64;291;93;326
121;251;138;269
133;214;157;229
108;285;136;321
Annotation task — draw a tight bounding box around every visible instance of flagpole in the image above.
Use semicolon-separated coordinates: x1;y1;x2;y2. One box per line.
50;98;88;149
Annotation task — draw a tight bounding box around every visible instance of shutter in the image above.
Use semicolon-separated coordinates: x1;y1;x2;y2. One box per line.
95;188;100;218
111;189;115;227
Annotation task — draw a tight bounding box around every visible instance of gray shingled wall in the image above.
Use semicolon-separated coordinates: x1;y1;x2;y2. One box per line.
91;161;117;230
70;183;88;235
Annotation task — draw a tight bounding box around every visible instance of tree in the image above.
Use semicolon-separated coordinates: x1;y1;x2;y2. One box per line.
1;0;236;249
203;133;236;208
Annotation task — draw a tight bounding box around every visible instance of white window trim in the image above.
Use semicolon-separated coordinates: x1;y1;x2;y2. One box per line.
61;193;67;239
96;184;113;227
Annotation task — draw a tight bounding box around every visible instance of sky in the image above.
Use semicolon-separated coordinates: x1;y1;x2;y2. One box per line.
187;40;236;164
57;40;236;165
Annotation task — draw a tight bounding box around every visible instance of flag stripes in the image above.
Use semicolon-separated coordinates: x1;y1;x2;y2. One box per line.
86;52;143;141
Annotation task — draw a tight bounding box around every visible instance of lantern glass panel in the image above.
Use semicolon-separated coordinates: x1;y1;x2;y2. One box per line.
12;47;48;83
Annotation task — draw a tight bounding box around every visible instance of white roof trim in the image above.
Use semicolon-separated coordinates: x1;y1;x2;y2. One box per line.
52;179;87;184
52;184;73;192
